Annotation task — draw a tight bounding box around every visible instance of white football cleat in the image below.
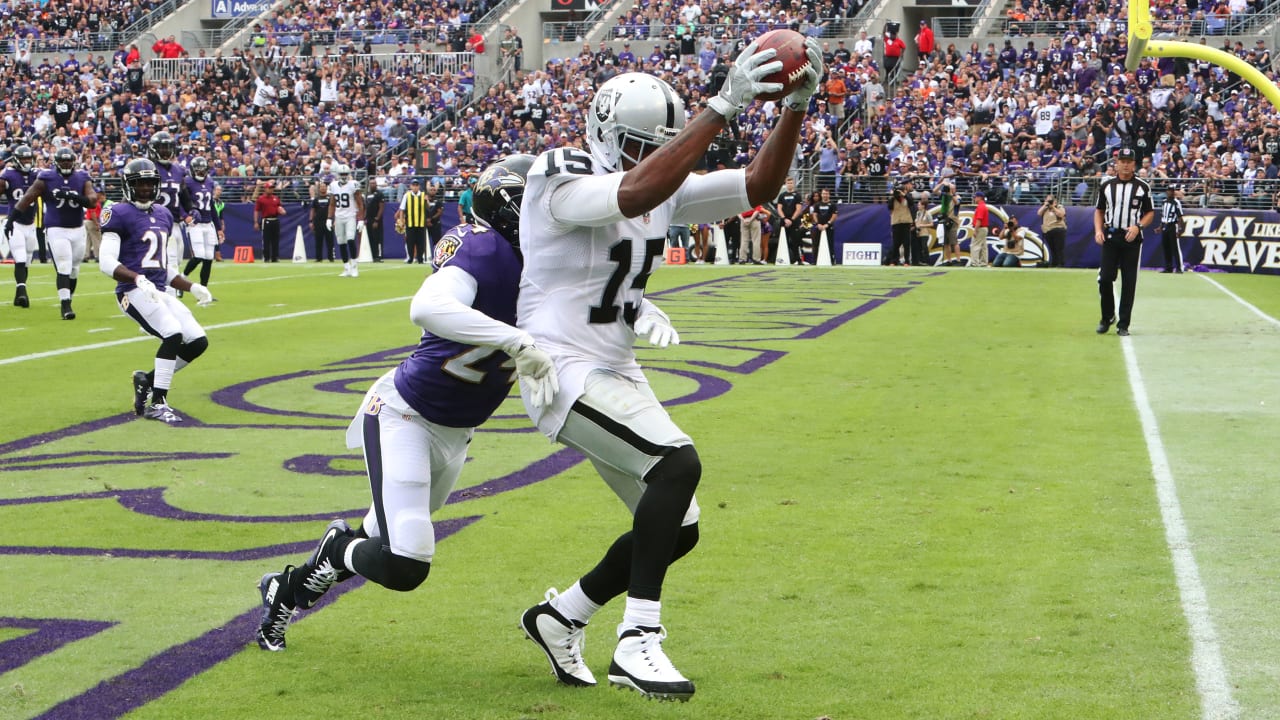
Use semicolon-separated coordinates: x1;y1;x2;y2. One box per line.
607;625;694;701
520;588;596;687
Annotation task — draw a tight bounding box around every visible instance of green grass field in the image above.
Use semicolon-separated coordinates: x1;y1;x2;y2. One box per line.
1;259;1277;720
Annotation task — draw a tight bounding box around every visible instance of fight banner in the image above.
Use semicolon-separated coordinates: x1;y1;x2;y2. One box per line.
831;204;1280;275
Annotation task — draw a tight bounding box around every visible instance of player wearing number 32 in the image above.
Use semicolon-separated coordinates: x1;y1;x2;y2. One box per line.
99;159;213;425
251;155;560;653
13;147;99;320
516;37;822;702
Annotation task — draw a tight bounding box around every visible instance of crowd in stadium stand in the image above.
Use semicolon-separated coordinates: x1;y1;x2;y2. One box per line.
243;0;499;50
610;0;854;42
3;0;172;53
4;0;1280;212
1004;0;1263;36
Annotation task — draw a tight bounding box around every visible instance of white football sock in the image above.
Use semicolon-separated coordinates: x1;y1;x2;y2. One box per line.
621;596;661;633
153;358;176;391
551;581;602;624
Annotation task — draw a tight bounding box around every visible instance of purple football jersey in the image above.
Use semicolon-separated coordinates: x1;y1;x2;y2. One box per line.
1;167;36;224
156;162;187;216
183;173;219;226
100;202;175;293
394;225;523;428
37;169;93;228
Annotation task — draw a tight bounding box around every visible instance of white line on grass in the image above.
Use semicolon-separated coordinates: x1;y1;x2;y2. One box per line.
1122;338;1240;720
0;295;412;367
1198;274;1280;330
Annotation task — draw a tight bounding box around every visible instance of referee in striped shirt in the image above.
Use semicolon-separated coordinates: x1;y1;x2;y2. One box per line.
1159;185;1185;273
1093;148;1154;336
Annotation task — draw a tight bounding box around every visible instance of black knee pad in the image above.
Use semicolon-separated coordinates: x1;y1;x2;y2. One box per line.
179;336;209;363
157;333;183;360
644;444;702;493
381;551;431;592
353;539;431;592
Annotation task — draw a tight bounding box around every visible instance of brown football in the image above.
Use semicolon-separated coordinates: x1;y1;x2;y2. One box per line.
754;29;812;102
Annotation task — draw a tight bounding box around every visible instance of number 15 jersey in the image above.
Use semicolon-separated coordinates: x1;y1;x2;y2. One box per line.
517;145;749;438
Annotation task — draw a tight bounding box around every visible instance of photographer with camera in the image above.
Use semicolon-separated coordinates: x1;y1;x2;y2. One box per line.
888;182;914;266
932;182;961;265
993;217;1024;268
1037;194;1067;267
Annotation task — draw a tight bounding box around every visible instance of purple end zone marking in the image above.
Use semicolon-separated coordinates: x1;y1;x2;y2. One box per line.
0;414;134;456
0;487;365;524
0;618;117;675
283;454;366;476
0;540;319;561
797;292;907;340
33;516;480;720
0;451;234;472
312;378;378;395
446;447;584;504
209;368;353;419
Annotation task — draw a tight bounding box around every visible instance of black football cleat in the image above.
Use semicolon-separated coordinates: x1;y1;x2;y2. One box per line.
13;286;29;308
1095;317;1114;334
132;371;151;416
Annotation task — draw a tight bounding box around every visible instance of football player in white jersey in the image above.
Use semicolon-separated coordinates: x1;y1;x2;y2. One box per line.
327;163;365;277
516;39;822;702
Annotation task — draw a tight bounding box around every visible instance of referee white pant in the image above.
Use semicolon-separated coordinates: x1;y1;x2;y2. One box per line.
46;226;86;278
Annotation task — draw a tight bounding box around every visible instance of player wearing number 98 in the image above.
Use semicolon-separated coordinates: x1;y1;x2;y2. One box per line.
515;38;822;703
251;154;559;654
13;147;98;320
99;158;213;425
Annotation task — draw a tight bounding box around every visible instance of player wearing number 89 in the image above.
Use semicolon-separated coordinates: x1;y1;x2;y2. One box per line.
14;147;99;320
327;164;365;277
99;158;213;424
251;155;559;653
181;157;223;294
516;37;822;703
149;131;190;295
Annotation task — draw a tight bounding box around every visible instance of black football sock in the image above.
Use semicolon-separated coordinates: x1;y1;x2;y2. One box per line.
199;260;212;287
15;263;27;285
184;258;200;276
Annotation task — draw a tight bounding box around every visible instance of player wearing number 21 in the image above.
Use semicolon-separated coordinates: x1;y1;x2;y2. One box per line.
516;36;823;702
99;159;214;424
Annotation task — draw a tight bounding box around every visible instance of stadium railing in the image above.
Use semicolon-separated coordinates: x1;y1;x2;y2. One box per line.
793;172;1279;209
146;51;475;84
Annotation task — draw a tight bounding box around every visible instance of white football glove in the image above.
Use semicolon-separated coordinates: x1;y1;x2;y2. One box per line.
133;275;163;302
514;344;559;410
356;219;365;232
634;307;680;348
326;218;333;232
708;40;784;120
190;283;215;307
784;37;824;113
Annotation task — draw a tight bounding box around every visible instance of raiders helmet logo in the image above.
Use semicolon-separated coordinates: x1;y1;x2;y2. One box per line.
594;90;617;123
433;235;463;267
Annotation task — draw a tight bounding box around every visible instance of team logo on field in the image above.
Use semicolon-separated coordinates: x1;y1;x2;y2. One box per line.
434;235;463;267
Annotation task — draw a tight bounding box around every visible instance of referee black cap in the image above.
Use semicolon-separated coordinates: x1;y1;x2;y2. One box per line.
1116;147;1136;160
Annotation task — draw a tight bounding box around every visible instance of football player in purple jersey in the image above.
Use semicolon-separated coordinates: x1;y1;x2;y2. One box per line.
13;147;98;319
180;157;223;292
149;131;191;296
1;145;38;308
98;159;214;424
253;154;560;653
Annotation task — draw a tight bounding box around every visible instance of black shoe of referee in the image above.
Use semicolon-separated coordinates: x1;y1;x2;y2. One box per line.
1096;317;1114;334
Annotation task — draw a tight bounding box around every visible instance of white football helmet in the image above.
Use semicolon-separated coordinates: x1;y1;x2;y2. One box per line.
333;163;350;180
587;73;686;172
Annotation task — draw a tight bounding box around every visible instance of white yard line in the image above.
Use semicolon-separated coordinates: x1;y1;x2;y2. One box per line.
0;295;412;366
1119;270;1280;720
1197;274;1280;331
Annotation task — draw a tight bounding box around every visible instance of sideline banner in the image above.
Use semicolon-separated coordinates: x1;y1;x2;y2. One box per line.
215;203;460;261
831;204;1280;275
